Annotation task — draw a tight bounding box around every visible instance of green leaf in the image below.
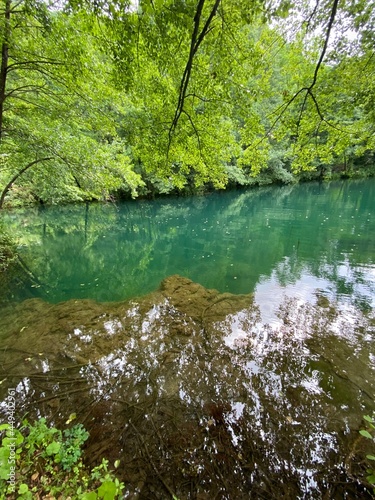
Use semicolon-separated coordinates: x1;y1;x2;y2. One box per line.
0;446;10;463
366;474;375;484
46;441;61;455
18;483;29;494
0;447;10;479
363;415;374;423
66;413;77;424
13;430;25;446
97;481;117;500
366;454;375;461
81;493;97;500
359;429;373;440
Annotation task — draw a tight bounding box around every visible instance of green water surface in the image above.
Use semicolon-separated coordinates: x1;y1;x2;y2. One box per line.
4;178;375;313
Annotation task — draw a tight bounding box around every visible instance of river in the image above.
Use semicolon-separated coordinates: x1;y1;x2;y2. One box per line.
0;179;374;498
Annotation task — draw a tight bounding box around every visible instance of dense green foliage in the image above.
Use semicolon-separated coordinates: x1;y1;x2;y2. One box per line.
0;0;374;206
0;417;124;499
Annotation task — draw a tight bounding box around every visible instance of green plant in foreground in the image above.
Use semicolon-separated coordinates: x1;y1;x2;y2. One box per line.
360;414;375;493
0;418;124;499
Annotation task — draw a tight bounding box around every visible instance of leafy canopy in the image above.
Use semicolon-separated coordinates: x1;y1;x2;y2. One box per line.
0;0;374;205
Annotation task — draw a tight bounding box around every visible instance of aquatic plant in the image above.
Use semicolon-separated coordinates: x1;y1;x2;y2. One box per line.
360;414;375;494
0;418;124;499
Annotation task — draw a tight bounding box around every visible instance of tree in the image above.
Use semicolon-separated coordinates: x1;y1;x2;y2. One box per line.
83;0;278;189
73;0;375;190
0;1;143;208
1;0;375;207
263;0;375;173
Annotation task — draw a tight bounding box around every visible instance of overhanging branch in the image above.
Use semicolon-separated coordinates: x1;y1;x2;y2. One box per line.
0;157;53;209
168;0;221;147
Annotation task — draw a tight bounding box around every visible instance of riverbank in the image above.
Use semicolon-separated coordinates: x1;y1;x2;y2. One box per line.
1;157;374;209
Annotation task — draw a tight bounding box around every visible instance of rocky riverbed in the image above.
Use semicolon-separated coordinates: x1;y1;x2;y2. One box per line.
0;275;374;499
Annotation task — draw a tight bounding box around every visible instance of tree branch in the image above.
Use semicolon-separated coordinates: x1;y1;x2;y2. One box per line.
5;83;47;98
168;0;221;146
287;0;340;139
0;0;11;141
6;60;66;72
304;0;320;32
168;0;205;140
181;108;202;152
309;0;339;91
0;157;54;209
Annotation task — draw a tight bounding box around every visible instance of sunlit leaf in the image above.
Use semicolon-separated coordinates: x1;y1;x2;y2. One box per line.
359;430;373;440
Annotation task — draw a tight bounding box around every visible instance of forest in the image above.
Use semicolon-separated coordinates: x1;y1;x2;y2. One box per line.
0;0;374;210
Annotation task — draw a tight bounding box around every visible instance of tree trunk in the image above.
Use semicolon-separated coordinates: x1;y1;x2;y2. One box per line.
0;0;11;141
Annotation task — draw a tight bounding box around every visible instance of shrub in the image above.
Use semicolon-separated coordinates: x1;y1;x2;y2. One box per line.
0;418;124;499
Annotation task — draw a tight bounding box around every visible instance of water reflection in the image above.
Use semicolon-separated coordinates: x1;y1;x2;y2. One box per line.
1;179;374;315
0;276;374;498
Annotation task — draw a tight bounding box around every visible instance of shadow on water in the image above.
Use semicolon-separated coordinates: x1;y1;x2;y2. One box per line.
0;276;374;499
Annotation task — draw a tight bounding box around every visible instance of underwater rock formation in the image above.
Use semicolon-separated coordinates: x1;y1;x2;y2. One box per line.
0;276;374;499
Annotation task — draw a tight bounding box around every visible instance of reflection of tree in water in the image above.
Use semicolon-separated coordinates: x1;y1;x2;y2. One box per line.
0;276;374;498
3;178;374;306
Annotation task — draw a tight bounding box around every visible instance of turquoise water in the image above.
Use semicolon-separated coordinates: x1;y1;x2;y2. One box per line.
1;178;375;498
4;179;374;314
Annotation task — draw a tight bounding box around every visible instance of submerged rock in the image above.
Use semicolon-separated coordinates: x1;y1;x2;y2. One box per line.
0;275;256;371
0;275;374;499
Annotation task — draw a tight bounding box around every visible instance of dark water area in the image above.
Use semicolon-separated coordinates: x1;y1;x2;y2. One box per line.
0;179;374;498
